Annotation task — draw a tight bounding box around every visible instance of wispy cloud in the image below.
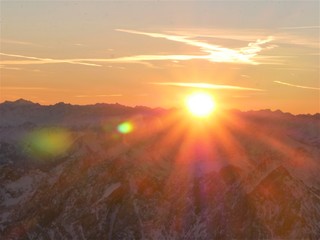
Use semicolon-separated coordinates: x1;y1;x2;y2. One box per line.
0;53;101;67
170;28;319;50
0;29;276;68
0;66;23;71
241;75;250;78
0;52;155;67
2;87;70;92
2;87;49;90
75;94;122;98
107;65;126;70
150;82;264;91
73;43;85;47
0;65;41;72
274;81;320;90
0;39;37;46
135;93;149;97
231;95;252;98
117;29;275;65
280;26;320;30
272;67;319;72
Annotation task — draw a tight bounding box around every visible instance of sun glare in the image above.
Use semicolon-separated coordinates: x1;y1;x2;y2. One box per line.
186;92;216;117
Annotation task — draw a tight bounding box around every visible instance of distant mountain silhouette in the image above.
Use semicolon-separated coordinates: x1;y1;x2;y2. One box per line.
1;98;39;107
0;99;318;127
0;99;167;126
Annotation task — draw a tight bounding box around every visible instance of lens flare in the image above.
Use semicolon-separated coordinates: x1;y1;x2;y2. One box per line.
24;128;72;158
117;121;133;134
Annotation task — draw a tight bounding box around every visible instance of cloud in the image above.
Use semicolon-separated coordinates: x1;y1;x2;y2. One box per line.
241;75;250;78
231;95;252;98
1;28;318;70
73;43;85;46
279;26;320;30
167;29;271;42
0;65;41;72
0;53;101;67
272;67;318;72
2;87;70;92
107;65;126;70
96;94;122;97
169;28;319;50
116;29;275;65
0;29;276;68
75;94;122;98
150;82;264;91
0;39;37;46
0;52;156;67
274;81;320;90
2;87;49;90
0;66;23;71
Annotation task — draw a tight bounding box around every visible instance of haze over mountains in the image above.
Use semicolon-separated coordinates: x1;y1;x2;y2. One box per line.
0;99;320;239
0;99;166;127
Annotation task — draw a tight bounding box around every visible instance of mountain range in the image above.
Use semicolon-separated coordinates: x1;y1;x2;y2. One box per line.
0;99;319;239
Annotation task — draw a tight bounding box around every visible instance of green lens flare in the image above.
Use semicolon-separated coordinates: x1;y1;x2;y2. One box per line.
117;122;133;134
25;128;72;158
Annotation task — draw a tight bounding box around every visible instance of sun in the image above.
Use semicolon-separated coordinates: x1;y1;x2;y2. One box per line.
185;92;216;117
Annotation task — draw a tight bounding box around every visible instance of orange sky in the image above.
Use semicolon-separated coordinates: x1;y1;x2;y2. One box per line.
0;1;319;113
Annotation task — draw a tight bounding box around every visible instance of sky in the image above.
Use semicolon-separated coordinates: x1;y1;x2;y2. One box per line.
0;0;319;114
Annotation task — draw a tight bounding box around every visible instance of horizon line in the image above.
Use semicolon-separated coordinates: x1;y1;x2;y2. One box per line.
0;98;318;116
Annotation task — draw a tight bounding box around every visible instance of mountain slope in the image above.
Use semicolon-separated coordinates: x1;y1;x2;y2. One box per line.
0;101;319;239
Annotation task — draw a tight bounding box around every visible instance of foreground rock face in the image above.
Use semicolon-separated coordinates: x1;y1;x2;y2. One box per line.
0;101;319;239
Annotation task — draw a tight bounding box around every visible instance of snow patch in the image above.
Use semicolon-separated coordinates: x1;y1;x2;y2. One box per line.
95;182;121;205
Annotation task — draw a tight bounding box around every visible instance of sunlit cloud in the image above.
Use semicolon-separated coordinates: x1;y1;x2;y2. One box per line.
117;29;275;65
0;52;155;67
0;53;102;67
231;95;252;98
107;65;126;70
2;87;70;92
274;81;320;90
167;29;272;42
169;28;319;50
2;87;49;90
279;26;320;30
0;29;276;68
150;82;264;91
241;75;251;79
135;93;149;97
73;43;84;46
1;28;317;71
274;35;319;49
75;94;122;98
97;94;122;97
0;39;37;46
272;67;319;72
0;65;41;72
0;66;23;71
